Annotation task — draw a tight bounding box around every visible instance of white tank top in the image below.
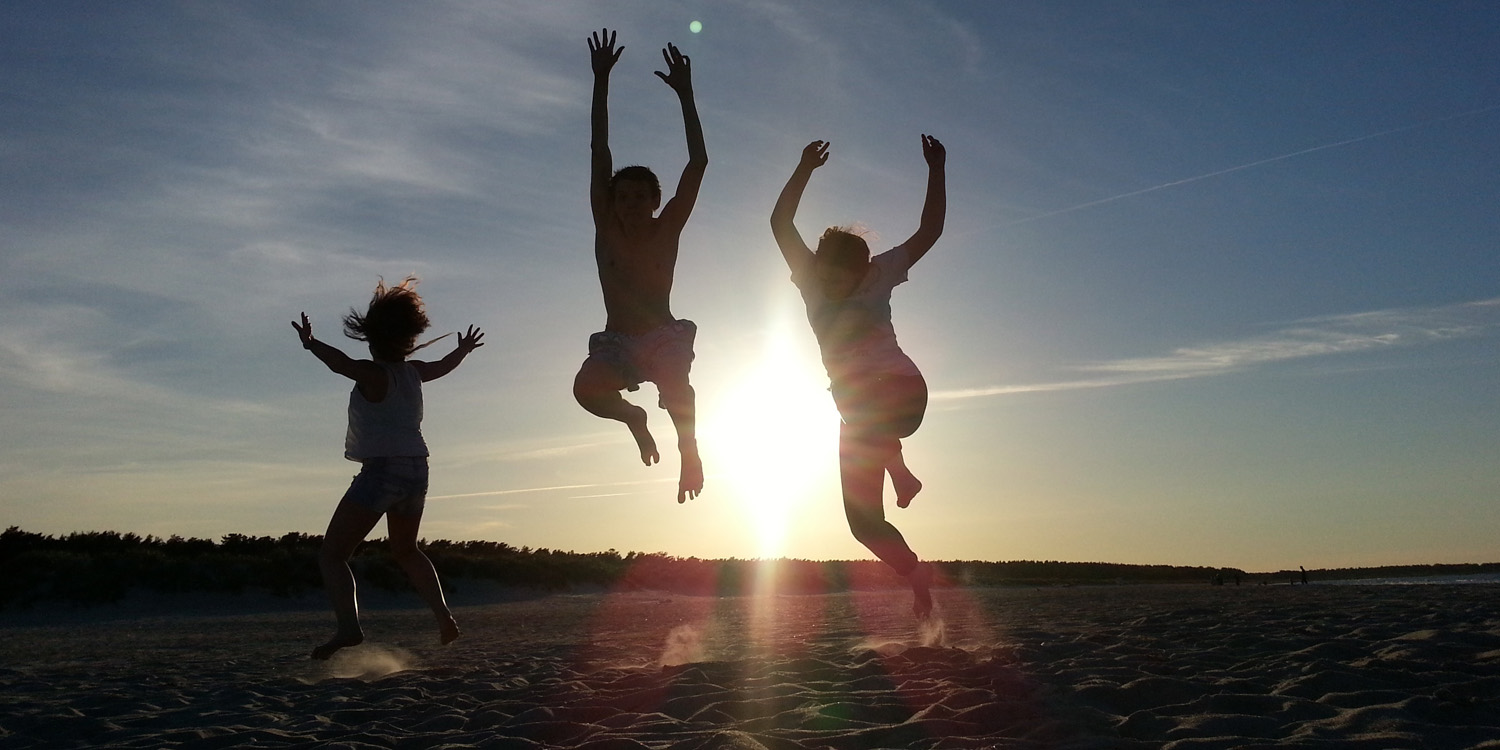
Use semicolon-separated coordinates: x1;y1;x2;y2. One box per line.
344;361;428;460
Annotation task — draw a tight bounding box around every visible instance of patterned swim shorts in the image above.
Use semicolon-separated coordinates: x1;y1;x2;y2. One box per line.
586;319;697;392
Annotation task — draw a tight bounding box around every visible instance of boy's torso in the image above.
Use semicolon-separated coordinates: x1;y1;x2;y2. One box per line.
595;218;680;335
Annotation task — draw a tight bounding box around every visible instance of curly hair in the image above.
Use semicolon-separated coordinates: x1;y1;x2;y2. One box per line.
342;276;430;361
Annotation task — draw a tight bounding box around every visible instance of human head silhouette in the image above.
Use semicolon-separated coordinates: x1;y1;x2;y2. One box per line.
610;165;662;222
814;227;871;300
342;276;430;361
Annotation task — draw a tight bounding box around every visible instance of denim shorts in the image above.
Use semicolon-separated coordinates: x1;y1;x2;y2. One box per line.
343;456;429;517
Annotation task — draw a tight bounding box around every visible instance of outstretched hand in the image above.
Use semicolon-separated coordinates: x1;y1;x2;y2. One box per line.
653;42;692;95
921;133;946;169
588;28;623;76
456;325;485;353
291;313;314;348
799;140;830;171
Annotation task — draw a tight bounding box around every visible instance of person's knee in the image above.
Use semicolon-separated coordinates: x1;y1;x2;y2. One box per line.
658;382;694;411
389;542;421;562
572;369;602;405
385;530;422;560
318;542;350;568
892;386;927;437
844;506;885;543
573;367;622;410
652;369;693;408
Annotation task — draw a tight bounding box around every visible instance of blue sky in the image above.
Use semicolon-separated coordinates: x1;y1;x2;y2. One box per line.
2;1;1497;571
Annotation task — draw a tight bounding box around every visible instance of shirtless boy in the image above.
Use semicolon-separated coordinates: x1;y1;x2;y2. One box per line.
573;28;707;504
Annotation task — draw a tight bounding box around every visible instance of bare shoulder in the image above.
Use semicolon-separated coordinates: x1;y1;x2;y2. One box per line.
407;359;438;382
656;196;696;231
349;358;384;373
347;358;388;389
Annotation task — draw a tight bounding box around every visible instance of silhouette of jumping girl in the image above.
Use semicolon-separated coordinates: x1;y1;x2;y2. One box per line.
771;136;946;618
292;277;483;659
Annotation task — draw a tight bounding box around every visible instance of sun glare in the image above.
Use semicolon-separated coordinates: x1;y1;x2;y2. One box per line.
701;328;839;560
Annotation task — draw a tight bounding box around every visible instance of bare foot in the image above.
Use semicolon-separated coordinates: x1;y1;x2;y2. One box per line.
677;443;703;503
909;563;934;620
311;629;364;660
893;472;923;509
439;615;461;646
624;404;659;466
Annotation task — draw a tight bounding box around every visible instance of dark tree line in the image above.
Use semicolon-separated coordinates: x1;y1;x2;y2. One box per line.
29;526;1478;610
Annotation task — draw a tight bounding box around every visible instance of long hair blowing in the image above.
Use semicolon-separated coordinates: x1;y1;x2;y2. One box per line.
342;276;430;360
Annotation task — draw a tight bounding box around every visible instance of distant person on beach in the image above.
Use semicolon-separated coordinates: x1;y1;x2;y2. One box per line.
573;28;708;504
771;135;946;618
292;277;483;660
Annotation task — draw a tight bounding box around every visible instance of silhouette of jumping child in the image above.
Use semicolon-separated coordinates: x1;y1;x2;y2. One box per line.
771;136;946;618
573;28;708;504
292;277;483;660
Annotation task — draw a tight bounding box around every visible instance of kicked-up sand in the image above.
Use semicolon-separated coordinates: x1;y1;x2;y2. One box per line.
2;583;1499;749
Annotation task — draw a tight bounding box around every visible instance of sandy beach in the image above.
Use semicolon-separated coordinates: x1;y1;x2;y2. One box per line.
3;583;1498;749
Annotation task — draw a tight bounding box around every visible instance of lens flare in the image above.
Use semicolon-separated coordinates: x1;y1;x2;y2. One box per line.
699;324;838;560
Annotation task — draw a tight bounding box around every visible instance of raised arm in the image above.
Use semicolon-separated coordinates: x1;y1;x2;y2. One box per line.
411;325;485;382
655;42;707;227
898;134;947;265
588;28;623;224
770;140;829;274
292;313;383;388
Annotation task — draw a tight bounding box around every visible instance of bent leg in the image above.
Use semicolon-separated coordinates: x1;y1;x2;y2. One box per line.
314;498;383;659
840;425;918;575
574;357;658;465
386;512;460;645
656;373;701;503
840;423;931;618
837;373;928;509
881;374;928;509
889;446;923;509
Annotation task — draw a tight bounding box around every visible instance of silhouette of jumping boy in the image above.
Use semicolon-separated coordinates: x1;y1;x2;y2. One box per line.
292;277;483;659
771;136;946;618
573;28;708;504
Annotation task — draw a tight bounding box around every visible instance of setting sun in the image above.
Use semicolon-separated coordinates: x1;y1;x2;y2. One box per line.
699;322;840;559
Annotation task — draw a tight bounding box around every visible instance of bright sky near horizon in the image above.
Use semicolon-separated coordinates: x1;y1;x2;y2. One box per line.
3;1;1498;572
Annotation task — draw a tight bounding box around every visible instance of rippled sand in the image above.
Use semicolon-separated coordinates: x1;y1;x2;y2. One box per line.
3;583;1499;748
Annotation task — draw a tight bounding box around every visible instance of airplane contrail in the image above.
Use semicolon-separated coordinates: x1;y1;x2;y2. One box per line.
427;477;671;501
994;103;1500;228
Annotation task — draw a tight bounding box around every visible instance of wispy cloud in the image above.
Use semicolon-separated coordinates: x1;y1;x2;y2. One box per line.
986;105;1500;230
428;483;601;501
496;441;613;462
934;298;1500;400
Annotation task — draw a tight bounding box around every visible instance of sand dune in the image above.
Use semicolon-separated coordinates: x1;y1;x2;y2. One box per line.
3;583;1498;748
